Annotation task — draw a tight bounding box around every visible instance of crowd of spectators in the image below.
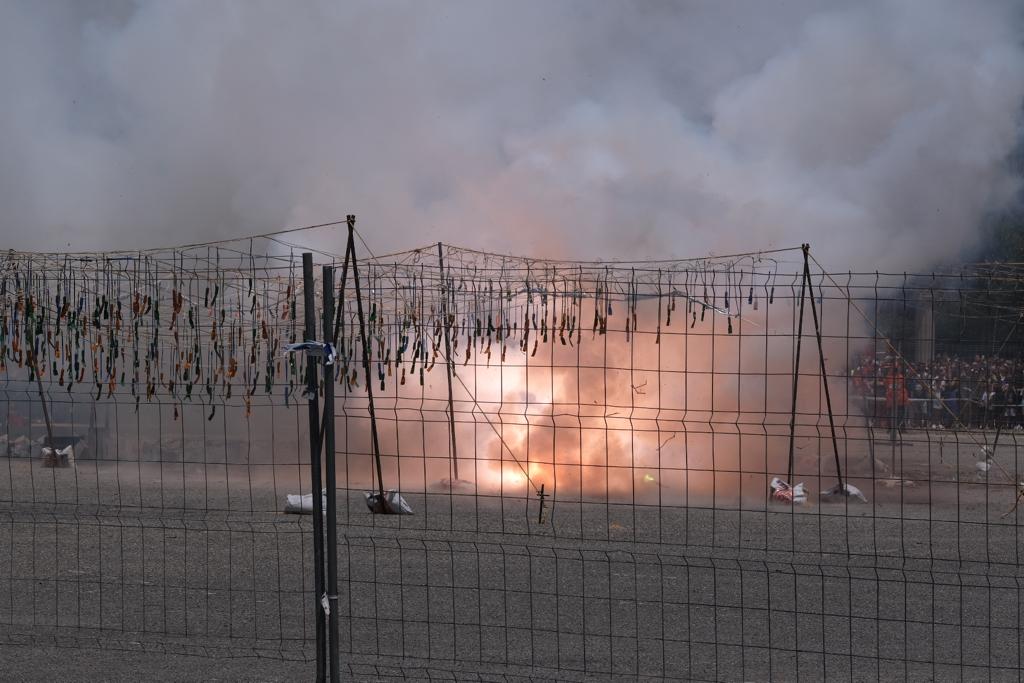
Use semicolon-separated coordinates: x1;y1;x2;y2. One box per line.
849;353;1024;430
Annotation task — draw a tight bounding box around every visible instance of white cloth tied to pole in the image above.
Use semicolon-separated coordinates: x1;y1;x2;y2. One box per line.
320;593;330;616
284;341;337;366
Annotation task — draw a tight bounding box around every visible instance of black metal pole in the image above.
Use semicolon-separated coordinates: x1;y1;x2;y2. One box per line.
347;217;386;500
437;242;459;481
302;253;327;681
28;351;55;452
331;239;351;349
803;245;845;491
891;363;898;470
786;246;810;486
322;265;340;683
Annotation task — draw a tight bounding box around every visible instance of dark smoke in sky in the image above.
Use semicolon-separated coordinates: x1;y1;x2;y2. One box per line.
1;0;1022;269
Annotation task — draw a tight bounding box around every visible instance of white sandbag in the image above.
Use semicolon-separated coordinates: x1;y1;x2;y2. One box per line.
11;436;31;458
41;444;75;468
821;482;868;503
365;489;413;514
284;490;327;514
769;477;806;504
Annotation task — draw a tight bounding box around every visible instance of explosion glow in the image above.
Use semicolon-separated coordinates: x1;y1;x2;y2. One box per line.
333;248;855;506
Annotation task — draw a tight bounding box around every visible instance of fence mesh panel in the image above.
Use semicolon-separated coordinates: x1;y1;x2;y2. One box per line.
1;240;1023;680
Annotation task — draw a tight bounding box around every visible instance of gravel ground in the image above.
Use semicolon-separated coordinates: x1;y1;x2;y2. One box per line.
0;644;308;682
0;428;1022;681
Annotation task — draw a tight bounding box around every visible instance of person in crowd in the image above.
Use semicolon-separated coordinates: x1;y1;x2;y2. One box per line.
848;352;1024;430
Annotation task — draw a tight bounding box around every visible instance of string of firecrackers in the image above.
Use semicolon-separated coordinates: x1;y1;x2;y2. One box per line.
0;250;310;419
0;246;785;421
330;251;782;397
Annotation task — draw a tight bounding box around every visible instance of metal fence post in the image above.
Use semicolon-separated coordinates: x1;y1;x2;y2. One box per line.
302;253;327;681
322;265;340;682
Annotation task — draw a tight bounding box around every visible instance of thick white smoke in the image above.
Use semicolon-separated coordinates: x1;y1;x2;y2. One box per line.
0;0;1021;270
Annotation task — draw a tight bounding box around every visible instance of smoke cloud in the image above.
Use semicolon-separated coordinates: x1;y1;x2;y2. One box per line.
1;0;1022;269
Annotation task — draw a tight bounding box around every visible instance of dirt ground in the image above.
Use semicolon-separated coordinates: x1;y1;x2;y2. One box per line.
0;427;1022;681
